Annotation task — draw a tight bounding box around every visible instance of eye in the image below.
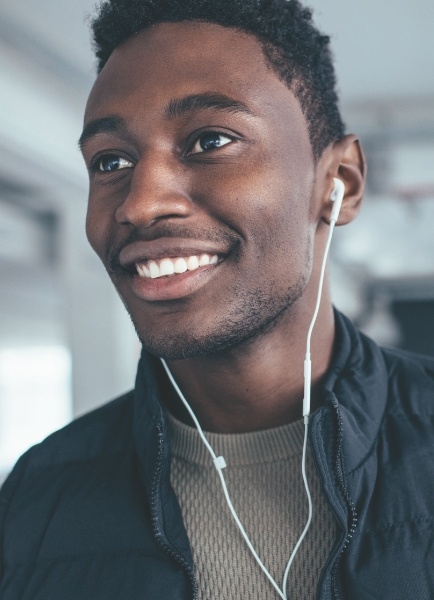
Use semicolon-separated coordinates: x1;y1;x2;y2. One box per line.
189;132;233;155
96;155;134;172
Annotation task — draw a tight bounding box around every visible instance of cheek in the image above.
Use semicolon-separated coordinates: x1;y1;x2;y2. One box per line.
244;184;315;290
252;205;312;278
217;166;314;258
85;199;112;261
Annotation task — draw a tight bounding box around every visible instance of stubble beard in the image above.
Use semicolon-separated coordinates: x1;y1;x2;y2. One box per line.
129;268;311;360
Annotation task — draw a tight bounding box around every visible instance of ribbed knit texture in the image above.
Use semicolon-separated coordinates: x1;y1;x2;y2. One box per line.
168;414;337;600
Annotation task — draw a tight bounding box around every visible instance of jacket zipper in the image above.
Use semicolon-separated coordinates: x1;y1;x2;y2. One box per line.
330;397;358;600
150;421;199;600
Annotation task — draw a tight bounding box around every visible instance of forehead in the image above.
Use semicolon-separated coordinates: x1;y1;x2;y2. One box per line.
85;21;302;126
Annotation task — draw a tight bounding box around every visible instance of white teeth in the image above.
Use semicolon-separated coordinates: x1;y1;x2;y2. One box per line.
149;261;160;279
159;258;175;276
136;254;219;279
187;256;200;271
174;257;188;273
136;263;151;277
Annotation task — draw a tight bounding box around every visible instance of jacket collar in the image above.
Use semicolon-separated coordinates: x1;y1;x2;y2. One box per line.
135;310;387;471
132;310;388;526
320;310;388;474
133;351;194;562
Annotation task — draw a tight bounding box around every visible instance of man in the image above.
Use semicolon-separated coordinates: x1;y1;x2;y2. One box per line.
1;1;433;598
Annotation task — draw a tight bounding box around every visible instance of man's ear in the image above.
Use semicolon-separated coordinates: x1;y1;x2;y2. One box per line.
320;134;367;226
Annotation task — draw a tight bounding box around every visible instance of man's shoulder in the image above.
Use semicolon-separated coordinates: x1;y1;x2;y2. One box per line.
380;342;434;370
334;310;434;404
4;390;135;487
380;344;434;387
377;343;434;414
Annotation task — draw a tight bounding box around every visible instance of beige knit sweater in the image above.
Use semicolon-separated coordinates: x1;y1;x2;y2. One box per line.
168;414;336;600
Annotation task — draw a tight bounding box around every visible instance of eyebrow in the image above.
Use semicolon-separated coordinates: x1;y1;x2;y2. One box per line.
165;92;255;120
78;116;126;151
78;93;255;150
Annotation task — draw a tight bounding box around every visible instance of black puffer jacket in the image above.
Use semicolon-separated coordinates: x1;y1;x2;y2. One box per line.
1;312;434;599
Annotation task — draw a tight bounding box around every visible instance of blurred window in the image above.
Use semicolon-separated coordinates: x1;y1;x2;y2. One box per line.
0;346;72;477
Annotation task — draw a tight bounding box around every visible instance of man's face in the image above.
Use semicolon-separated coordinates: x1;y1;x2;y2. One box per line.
82;21;320;359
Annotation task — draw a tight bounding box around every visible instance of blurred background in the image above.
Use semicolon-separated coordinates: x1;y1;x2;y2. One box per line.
0;0;433;479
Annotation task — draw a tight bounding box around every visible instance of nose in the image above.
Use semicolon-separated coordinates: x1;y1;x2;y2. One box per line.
115;153;192;227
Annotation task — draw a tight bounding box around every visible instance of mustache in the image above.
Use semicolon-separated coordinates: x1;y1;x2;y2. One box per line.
107;224;240;272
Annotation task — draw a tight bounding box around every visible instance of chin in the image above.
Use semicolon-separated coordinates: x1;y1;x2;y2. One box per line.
129;268;310;360
135;299;295;361
139;333;229;360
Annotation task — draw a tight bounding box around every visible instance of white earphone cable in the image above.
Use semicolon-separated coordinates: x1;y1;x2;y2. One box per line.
282;216;337;598
161;358;287;600
160;178;344;599
281;416;312;598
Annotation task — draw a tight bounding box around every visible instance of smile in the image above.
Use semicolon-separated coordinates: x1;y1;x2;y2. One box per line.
118;238;228;301
136;253;219;279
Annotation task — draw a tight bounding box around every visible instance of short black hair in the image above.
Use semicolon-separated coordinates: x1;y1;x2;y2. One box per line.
91;0;345;159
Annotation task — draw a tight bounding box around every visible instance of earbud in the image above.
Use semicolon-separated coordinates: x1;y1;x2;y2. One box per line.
329;177;345;223
303;176;346;419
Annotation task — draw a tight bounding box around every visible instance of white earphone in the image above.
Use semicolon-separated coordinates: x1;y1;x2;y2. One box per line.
330;177;345;223
161;177;346;600
303;177;345;417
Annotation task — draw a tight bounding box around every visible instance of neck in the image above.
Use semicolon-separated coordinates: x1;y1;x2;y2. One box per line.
165;288;335;434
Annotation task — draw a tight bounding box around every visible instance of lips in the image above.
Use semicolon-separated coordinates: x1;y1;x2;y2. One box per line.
118;238;227;301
